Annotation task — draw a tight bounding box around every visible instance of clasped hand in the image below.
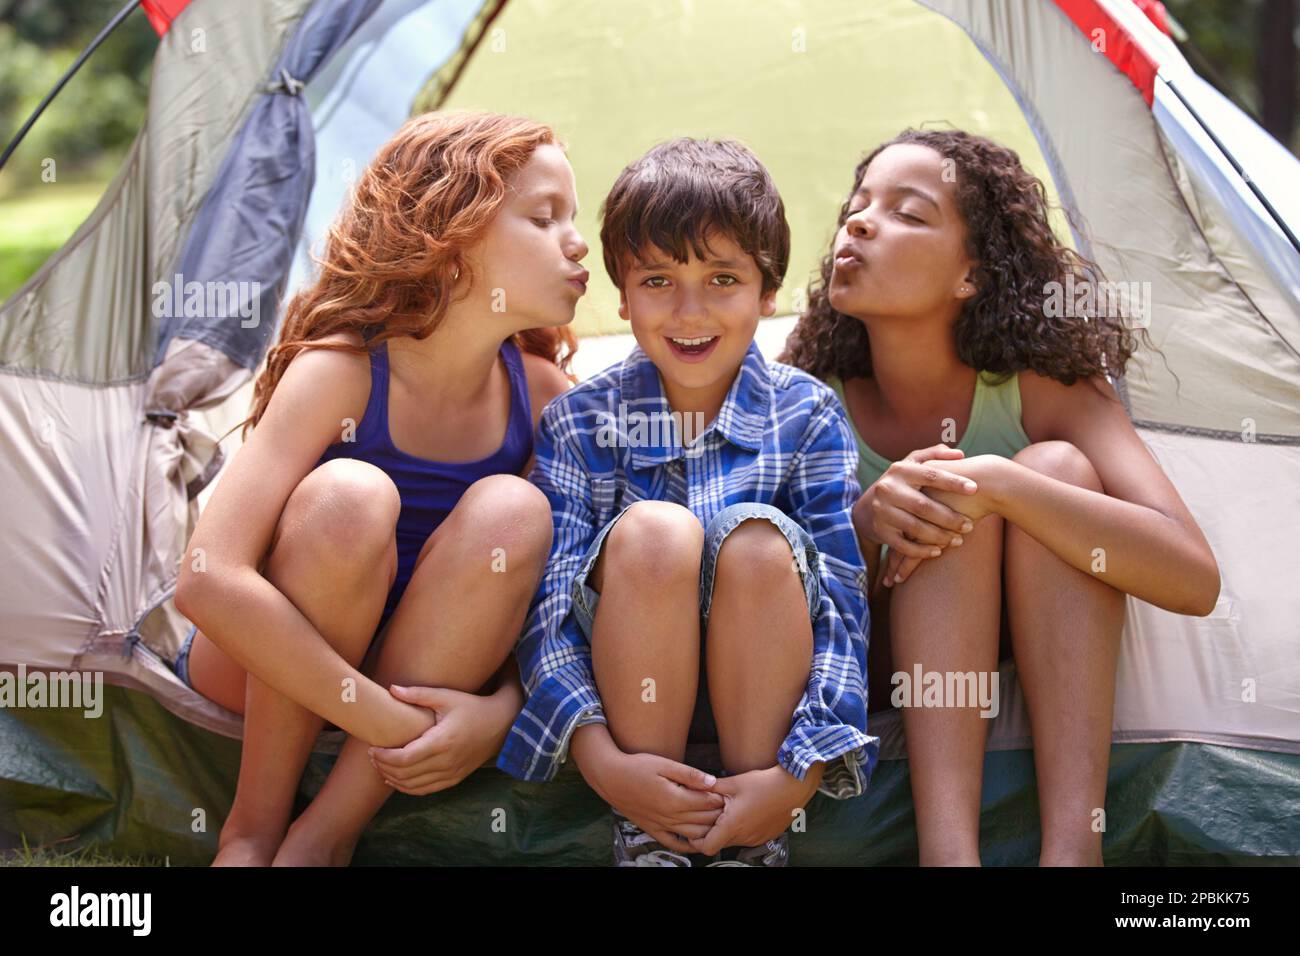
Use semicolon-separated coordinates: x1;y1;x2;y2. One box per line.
857;444;1002;587
368;684;511;796
596;751;819;857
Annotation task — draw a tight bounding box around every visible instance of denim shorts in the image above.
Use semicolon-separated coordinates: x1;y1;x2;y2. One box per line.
570;501;821;744
174;623;198;688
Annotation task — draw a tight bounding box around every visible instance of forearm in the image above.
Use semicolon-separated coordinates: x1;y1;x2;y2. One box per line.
490;655;524;704
851;488;880;550
986;459;1219;615
476;663;526;767
569;722;621;800
180;567;432;745
488;657;525;734
786;759;824;805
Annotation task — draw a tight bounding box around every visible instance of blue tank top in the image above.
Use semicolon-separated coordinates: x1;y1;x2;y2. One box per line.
315;337;534;634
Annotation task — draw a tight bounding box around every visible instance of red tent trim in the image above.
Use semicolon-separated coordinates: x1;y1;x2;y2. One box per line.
1052;0;1160;107
142;0;195;36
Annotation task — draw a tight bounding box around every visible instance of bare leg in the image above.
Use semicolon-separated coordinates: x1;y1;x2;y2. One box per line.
191;459;400;866
271;475;553;866
1003;441;1125;866
889;512;1003;866
589;501;702;764
864;544;896;715
705;518;812;774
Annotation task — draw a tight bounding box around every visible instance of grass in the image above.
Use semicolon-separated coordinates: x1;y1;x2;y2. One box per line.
0;179;111;303
0;834;159;867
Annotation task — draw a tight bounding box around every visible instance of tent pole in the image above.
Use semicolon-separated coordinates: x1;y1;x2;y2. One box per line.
0;0;144;173
1164;79;1300;256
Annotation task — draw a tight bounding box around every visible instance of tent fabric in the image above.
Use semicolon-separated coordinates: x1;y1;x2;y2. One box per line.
0;0;311;385
152;0;382;370
3;682;1298;865
1;0;1298;863
142;0;196;36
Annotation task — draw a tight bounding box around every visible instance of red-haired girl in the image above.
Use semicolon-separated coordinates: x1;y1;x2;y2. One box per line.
175;110;589;866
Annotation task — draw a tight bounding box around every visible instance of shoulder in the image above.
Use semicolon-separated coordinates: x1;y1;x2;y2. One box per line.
270;331;370;420
520;349;574;419
759;360;857;459
1016;369;1126;440
767;360;850;423
533;358;625;436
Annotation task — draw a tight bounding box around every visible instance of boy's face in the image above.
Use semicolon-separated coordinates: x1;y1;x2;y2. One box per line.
617;231;777;415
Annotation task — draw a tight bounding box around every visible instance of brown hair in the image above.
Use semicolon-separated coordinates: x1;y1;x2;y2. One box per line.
599;137;790;296
780;128;1149;386
241;110;578;437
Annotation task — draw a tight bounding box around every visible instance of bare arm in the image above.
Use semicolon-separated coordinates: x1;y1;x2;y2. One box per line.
520;350;574;477
927;373;1221;616
173;342;432;746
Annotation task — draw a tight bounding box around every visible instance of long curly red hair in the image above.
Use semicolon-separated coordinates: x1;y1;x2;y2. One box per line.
241;110;579;436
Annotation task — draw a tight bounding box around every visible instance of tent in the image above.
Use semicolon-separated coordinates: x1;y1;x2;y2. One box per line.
2;0;1297;864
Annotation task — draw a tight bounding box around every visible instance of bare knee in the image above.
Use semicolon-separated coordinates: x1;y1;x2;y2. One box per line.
714;518;800;592
272;458;400;576
449;474;554;569
603;501;703;590
1012;441;1102;492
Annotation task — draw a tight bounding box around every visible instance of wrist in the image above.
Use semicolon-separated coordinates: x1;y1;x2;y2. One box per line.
981;455;1018;515
490;684;522;734
774;760;821;797
377;697;434;747
570;722;619;789
852;489;880;545
491;677;523;710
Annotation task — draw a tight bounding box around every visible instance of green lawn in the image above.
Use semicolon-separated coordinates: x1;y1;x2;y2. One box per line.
0;180;109;303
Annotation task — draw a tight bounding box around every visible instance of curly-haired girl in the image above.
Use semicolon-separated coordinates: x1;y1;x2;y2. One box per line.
174;110;589;865
780;128;1219;866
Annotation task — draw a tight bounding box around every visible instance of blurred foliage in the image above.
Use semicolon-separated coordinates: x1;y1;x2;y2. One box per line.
1165;0;1299;151
0;0;154;193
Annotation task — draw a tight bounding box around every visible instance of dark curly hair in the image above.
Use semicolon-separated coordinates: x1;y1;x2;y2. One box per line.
779;128;1150;387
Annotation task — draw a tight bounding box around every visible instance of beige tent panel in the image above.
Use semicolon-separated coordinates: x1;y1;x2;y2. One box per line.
0;0;311;384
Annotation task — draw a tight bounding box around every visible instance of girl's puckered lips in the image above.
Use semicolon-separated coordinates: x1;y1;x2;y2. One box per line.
833;243;866;268
566;267;590;292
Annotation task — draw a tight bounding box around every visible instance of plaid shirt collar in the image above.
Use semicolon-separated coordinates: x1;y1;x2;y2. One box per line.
617;339;772;469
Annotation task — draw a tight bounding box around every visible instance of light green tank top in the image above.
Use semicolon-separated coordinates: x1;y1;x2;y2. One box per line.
827;371;1032;492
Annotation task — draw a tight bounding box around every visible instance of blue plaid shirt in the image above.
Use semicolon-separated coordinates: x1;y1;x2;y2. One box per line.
497;340;878;798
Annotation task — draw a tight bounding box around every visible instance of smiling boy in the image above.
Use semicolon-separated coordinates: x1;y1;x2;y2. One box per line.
497;138;877;866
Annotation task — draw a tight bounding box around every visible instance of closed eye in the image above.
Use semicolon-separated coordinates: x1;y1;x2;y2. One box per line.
532;217;555;227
